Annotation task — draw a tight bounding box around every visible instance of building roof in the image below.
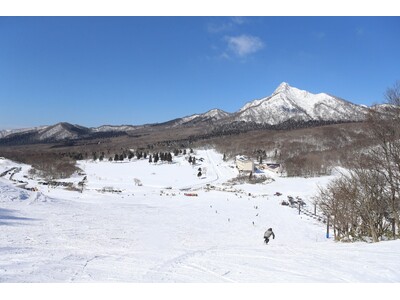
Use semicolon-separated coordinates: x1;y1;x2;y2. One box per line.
236;155;251;162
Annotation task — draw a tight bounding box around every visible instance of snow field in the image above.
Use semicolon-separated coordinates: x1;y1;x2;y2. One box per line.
1;149;400;283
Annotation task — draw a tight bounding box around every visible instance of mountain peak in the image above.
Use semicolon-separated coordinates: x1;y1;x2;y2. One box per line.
203;108;229;117
176;108;231;127
273;82;291;94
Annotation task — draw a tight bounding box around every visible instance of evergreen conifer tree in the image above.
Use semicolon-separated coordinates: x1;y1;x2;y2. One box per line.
128;152;134;160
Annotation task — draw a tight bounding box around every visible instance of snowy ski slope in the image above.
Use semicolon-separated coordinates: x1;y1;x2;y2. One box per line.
1;149;400;283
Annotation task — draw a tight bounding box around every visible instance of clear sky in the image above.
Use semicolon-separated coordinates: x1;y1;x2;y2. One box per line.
0;16;399;129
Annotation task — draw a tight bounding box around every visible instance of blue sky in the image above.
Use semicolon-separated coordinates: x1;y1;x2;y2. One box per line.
0;16;399;129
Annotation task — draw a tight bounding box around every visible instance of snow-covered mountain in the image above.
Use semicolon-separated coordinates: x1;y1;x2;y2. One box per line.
152;108;232;128
178;109;232;126
232;82;368;125
37;122;90;141
0;83;377;145
370;103;400;114
0;126;47;139
171;82;369;127
0;122;91;144
92;125;140;132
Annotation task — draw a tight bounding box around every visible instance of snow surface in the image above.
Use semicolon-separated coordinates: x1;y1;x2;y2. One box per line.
1;149;400;283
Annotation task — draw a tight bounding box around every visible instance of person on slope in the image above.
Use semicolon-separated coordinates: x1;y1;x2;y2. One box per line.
264;228;275;244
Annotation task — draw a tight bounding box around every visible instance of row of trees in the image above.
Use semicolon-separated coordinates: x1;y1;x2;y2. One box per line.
56;147;196;166
316;81;400;242
148;152;173;163
173;148;194;156
91;148;195;163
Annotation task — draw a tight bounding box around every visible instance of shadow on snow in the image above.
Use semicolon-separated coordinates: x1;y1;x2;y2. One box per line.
0;208;38;226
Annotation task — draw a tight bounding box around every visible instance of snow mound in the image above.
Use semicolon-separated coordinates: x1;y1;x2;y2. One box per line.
28;191;53;204
0;182;30;202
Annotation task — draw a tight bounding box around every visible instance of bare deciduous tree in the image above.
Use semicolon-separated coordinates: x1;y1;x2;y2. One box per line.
316;166;391;242
317;81;400;242
364;81;400;238
385;80;400;107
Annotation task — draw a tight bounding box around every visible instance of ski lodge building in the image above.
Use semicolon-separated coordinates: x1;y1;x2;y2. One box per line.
235;155;254;172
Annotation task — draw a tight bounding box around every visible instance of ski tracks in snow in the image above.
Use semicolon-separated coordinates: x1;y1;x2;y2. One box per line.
182;263;237;283
142;247;237;282
69;255;101;282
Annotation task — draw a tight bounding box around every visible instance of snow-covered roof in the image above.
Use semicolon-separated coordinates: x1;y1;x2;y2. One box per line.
236;155;251;162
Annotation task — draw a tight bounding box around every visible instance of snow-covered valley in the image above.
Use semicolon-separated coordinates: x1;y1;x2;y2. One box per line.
1;149;400;283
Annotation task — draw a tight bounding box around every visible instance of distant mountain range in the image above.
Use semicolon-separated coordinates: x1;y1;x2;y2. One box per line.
0;82;386;145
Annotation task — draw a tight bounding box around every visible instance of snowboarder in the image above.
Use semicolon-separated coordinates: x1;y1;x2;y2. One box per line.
264;228;275;244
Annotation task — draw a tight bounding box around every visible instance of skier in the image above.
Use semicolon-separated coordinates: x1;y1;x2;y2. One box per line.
264;228;275;244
